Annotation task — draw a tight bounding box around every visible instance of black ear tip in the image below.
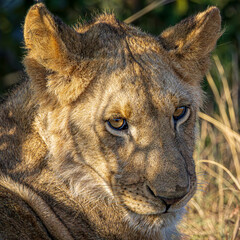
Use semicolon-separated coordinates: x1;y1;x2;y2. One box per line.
28;2;47;13
207;6;220;14
202;6;221;24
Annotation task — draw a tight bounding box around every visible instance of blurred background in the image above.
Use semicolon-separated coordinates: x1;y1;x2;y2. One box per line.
0;0;239;95
0;0;239;239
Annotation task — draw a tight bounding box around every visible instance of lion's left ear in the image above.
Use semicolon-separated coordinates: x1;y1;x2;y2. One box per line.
159;7;222;85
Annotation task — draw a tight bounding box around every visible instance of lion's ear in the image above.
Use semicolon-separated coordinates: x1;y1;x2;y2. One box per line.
159;7;222;85
24;3;93;105
24;3;83;72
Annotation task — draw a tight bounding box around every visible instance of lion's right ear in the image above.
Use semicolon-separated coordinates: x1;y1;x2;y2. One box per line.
24;3;93;106
24;3;82;72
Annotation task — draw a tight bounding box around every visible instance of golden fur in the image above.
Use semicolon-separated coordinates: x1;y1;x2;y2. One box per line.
0;4;221;240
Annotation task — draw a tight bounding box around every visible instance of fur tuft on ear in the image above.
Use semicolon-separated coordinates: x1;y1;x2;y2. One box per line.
24;3;82;72
159;7;222;85
24;3;96;106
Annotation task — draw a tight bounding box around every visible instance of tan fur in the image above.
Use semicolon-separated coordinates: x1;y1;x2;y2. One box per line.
0;4;221;240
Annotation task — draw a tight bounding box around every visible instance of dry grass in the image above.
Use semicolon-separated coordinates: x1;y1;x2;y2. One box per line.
180;56;240;239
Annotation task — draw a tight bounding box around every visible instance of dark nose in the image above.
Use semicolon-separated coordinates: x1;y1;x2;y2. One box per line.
146;184;187;205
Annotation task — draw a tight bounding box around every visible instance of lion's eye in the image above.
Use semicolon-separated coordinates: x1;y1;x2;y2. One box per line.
107;118;128;131
172;106;190;130
173;106;187;121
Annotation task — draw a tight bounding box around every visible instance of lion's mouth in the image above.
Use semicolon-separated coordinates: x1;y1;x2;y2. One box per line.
112;179;197;216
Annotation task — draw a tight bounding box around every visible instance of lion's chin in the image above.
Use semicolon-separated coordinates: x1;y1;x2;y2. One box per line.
123;207;185;238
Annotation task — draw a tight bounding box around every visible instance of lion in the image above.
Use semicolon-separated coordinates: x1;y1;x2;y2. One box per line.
0;3;221;240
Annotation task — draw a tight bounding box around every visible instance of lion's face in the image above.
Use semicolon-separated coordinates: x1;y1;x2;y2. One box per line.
23;3;221;233
45;43;199;229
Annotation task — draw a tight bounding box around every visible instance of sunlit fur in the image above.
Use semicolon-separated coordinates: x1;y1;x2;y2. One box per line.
0;3;221;240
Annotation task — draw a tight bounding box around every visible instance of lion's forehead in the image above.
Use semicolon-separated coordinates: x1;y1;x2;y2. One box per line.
98;64;197;118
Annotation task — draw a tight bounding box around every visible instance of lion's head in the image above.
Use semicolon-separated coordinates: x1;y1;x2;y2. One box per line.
23;4;221;237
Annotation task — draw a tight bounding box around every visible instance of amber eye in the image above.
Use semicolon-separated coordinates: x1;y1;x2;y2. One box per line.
173;106;187;121
107;118;128;131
